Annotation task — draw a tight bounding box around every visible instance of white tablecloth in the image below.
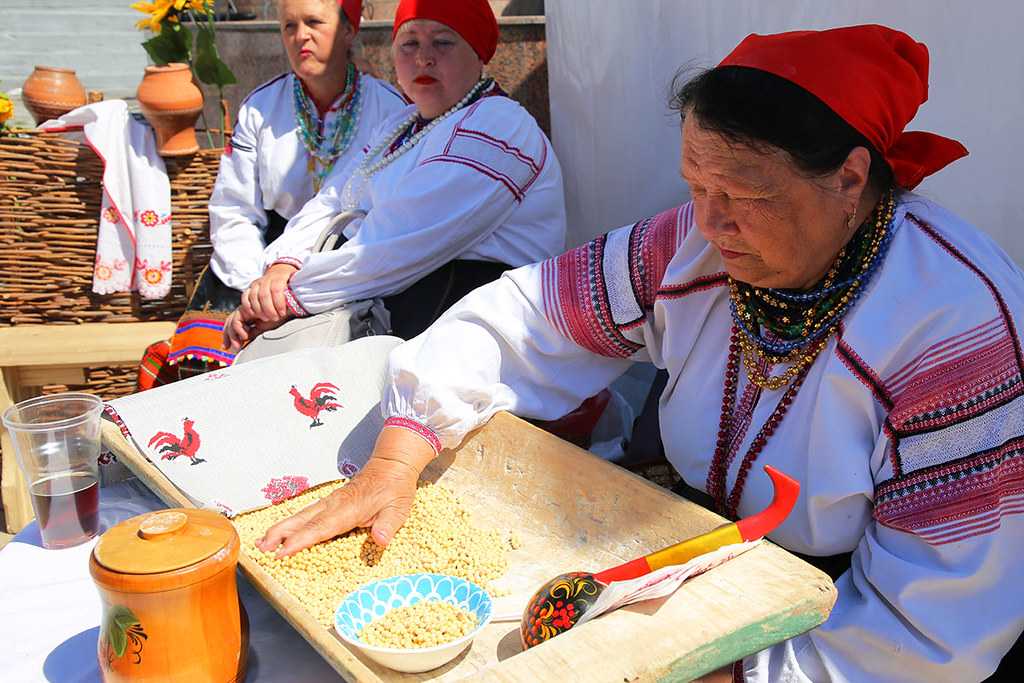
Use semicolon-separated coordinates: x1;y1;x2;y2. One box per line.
0;480;340;682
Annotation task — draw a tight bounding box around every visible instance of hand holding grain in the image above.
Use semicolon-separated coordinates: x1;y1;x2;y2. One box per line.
256;426;436;556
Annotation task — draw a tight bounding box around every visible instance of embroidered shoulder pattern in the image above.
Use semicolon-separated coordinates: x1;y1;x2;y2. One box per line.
420;101;545;202
540;203;694;357
867;214;1024;545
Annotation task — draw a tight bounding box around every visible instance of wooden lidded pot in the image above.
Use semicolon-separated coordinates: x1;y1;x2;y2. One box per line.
22;66;87;124
89;509;248;682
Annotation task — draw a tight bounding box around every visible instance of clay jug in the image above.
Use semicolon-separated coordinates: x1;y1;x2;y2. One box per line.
89;509;249;682
136;63;204;156
22;66;87;124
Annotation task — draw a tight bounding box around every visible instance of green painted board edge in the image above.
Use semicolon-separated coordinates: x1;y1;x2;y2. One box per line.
657;600;831;682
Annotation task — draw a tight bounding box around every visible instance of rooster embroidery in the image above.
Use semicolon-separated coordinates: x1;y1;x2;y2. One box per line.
290;382;342;428
148;418;204;465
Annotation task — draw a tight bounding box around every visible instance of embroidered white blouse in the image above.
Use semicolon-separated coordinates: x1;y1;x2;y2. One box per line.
271;89;567;316
207;72;406;291
383;194;1024;682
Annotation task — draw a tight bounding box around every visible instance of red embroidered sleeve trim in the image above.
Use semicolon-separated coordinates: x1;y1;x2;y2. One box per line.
270;257;304;271
283;285;309;318
383;417;442;455
539;204;696;359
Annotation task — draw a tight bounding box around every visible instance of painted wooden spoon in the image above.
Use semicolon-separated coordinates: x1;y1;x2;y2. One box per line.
520;465;800;648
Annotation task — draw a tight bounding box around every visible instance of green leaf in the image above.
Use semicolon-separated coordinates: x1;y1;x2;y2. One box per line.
192;28;237;87
112;606;141;631
108;621;128;658
103;605;140;658
142;23;192;66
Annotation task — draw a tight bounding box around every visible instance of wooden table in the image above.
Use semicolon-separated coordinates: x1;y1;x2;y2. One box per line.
102;411;838;682
0;321;174;532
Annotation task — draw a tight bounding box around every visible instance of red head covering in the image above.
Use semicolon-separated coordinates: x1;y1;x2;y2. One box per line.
392;0;499;64
339;0;362;31
719;24;967;189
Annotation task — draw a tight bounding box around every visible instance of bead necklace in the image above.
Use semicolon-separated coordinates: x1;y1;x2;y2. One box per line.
293;63;363;192
706;326;812;518
705;189;898;518
339;78;494;211
729;189;897;390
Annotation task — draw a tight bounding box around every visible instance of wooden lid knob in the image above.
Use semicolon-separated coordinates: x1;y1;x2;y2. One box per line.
138;510;188;539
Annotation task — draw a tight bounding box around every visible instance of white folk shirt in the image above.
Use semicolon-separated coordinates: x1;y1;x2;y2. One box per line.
272;91;567;315
384;194;1024;682
208;72;406;291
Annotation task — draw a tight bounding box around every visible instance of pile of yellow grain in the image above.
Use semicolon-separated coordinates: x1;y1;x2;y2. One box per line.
360;601;477;649
233;480;511;627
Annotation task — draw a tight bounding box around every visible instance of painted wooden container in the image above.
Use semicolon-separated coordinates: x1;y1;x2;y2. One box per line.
88;508;248;682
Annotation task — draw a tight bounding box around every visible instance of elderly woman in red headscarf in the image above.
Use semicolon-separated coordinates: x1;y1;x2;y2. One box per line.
258;25;1024;681
223;0;566;354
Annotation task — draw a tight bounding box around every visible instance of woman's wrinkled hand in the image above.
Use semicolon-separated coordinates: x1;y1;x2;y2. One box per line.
241;263;298;325
222;308;278;353
255;426;437;557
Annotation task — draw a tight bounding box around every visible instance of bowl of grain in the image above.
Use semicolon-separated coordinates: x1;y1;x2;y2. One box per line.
334;573;493;673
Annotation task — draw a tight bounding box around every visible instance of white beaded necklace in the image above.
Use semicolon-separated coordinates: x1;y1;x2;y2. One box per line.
340;78;492;211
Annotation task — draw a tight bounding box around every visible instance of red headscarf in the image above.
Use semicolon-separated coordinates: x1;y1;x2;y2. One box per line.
392;0;499;64
719;24;967;189
339;0;362;31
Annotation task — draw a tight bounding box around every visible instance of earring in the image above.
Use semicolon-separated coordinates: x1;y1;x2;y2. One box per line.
847;212;857;230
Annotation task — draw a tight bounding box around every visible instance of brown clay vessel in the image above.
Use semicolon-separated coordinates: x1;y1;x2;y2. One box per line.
22;66;87;124
136;63;204;156
89;508;248;682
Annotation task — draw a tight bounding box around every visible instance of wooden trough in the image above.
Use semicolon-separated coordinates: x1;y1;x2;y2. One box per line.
102;411;836;682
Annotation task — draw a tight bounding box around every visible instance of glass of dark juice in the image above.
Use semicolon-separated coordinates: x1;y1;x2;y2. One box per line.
3;393;104;549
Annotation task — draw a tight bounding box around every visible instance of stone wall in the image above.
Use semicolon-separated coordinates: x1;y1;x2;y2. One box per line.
203;16;549;137
238;0;545;21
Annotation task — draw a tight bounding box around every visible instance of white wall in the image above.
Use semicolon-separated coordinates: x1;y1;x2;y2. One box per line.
546;1;1024;265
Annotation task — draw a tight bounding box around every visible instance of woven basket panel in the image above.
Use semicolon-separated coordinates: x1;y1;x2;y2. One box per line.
0;130;220;325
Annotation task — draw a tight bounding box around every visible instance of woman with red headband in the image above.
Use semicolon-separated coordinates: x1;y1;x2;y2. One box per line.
223;0;566;352
258;24;1022;681
157;0;405;378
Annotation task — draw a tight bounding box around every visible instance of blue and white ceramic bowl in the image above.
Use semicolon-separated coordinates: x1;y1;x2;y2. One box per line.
334;573;493;673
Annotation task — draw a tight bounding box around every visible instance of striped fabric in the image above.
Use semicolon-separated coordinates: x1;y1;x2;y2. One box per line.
540;203;693;357
867;214;1024;545
167;311;236;367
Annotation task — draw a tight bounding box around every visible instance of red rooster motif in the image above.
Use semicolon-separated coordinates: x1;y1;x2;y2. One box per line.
290;382;342;428
148;418;204;465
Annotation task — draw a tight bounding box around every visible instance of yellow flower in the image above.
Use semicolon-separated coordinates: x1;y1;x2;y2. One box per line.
131;0;175;32
171;0;209;14
0;94;13;125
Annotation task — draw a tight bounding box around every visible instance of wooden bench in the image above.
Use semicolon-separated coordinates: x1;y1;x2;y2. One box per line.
0;321;174;532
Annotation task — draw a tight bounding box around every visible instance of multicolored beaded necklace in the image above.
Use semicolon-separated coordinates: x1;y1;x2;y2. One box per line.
708;188;898;517
338;78;495;212
293;63;362;192
731;188;897;391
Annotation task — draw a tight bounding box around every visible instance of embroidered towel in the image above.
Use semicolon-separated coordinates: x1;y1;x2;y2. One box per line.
41;101;173;298
106;336;404;515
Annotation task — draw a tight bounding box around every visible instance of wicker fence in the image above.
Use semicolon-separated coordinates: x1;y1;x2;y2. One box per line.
0;130;219;326
0;130;220;398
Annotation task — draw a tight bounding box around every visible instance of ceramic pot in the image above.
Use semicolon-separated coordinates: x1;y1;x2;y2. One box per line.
136;63;204;156
21;66;87;124
89;509;248;682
